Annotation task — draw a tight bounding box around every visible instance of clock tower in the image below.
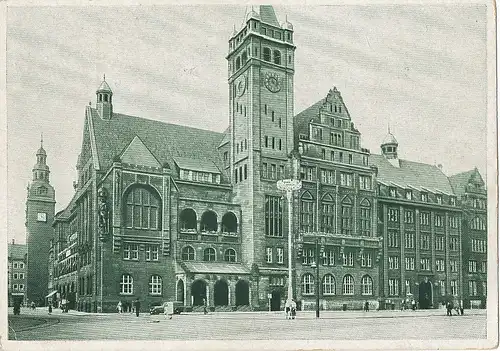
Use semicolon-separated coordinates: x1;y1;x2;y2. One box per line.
26;135;56;306
227;6;296;278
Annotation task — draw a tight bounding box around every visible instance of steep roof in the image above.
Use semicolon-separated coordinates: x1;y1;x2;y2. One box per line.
89;108;226;176
370;154;454;194
259;5;280;27
294;100;322;138
448;168;481;196
8;243;27;260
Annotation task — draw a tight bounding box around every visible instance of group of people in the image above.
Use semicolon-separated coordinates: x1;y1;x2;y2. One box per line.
401;299;417;311
446;300;464;316
116;299;141;317
285;299;297;319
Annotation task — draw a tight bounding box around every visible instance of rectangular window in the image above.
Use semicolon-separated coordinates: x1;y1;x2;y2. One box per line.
262;163;268;179
19;273;24;279
468;260;477;273
360;253;372;267
271;137;275;149
145;245;159;261
362;155;368;166
340;172;353;187
405;190;413;200
388;230;399;248
389;256;399;270
321;169;334;184
323;248;335;266
421;193;428;202
420;234;430;250
449;236;459;251
389;187;397;197
405;257;415;271
266;247;273;263
276;248;284;264
271;110;275;122
13;273;18;279
436;259;445;272
436;195;442;204
330;151;335;161
439;280;446;296
270;164;277;179
360;207;371;236
321;149;326;160
481;261;487;273
343;252;354;266
341;206;352;235
321;203;335;233
348;154;353;164
450;280;458;296
388;208;399;222
303;248;314;265
359;175;372;190
339;152;343;162
278;165;285;179
420;258;430;271
265;196;283;237
469;281;478;296
300;201;315;232
420;212;430;226
264;136;268;148
13;263;18;269
404;232;415;248
388;279;399;296
435;236;444;251
434;214;443;227
449;216;458;228
450;260;458;272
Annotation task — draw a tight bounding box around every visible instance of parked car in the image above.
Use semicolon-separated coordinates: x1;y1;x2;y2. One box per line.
149;302;183;315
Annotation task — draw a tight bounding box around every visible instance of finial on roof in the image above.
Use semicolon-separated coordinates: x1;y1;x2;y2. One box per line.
103;73;106;81
40;132;43;148
388;122;390;134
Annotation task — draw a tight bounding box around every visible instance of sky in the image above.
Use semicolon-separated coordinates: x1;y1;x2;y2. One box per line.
6;4;489;244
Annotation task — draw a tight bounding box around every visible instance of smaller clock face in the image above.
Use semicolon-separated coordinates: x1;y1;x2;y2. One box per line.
236;77;246;97
264;72;281;93
37;212;47;222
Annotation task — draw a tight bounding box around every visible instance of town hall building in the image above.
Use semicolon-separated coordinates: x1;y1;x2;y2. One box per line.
45;5;487;313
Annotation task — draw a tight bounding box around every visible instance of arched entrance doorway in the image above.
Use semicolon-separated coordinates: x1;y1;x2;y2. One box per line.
191;279;207;306
419;278;433;309
214;280;229;306
235;280;249;306
177;280;185;304
271;290;281;311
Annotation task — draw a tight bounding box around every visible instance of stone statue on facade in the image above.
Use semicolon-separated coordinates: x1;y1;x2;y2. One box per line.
97;187;109;240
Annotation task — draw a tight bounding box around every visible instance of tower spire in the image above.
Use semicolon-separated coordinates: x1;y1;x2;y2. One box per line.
40;132;43;148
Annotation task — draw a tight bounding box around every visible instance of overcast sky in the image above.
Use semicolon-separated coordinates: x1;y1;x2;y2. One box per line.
7;4;488;244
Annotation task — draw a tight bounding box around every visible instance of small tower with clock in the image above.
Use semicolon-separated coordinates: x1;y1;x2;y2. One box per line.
25;135;56;306
227;6;296;278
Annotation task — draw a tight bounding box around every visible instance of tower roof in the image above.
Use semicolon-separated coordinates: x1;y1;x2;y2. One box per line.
245;7;260;22
382;131;398;145
97;76;112;93
37;133;46;155
259;5;280;26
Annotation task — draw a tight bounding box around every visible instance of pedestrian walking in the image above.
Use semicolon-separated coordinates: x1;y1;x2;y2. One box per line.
291;299;297;320
364;301;369;312
48;304;52;315
446;301;453;316
411;299;416;311
133;298;140;317
459;300;464;315
117;300;123;314
202;297;208;315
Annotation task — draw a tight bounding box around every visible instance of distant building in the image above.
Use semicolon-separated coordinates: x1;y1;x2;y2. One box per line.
46;5;487;313
8;240;27;306
26;137;56;306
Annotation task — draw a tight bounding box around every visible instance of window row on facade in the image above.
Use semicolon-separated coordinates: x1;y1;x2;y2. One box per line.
310;125;361;149
300;164;371;185
181;246;237;263
389;256;461;272
119;274;163;295
11;284;25;291
468;280;487;296
388;279;459;297
387;208;459;228
302;274;374;296
263;135;283;151
468;260;487;273
382;185;457;206
179;169;221;185
302;248;374;268
12;262;25;269
12;273;25;279
387;231;459;250
179;209;238;233
122;243;160;261
262;162;286;180
234;164;248;184
235;137;248;153
471;239;487;253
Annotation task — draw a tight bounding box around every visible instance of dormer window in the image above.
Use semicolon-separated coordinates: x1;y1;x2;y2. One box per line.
436;195;442;205
421;193;428;202
405;190;412;200
450;197;456;206
389;187;397;198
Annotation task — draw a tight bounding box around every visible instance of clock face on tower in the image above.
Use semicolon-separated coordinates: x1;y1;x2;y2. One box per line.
37;212;47;222
236;76;246;97
264;72;282;93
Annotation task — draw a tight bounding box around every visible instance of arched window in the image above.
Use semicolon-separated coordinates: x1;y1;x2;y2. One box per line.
302;273;314;295
360;199;371;236
342;274;354;295
361;275;373;295
203;248;216;262
182;246;195;261
124;186;161;230
104;94;108;102
120;274;133;295
149;275;162;295
300;191;315;232
322;274;336;295
224;248;236;262
273;50;281;65
222;212;238;233
263;47;271;62
236;57;241;70
180;208;197;231
200;211;218;232
242;51;248;64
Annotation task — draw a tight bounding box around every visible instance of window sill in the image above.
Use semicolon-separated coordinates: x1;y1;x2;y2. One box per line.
149;293;162;296
119;293;134;296
123;259;140;262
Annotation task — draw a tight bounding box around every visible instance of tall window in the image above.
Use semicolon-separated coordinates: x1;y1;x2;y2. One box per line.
359;176;371;190
360;205;371;236
273;50;281;64
436;259;445;272
420;234;430;250
435;236;444;251
434;214;443;227
303;248;314;265
361;252;372;267
469;281;478;296
405;232;415;248
300;196;315;232
323;248;335;266
341;201;352;235
321;198;335;233
120;274;133;294
439;280;446;296
343;251;354;266
420;212;430;226
149;275;162;295
276;248;284;264
224;249;236;262
321;170;334;184
405;257;415;270
340;172;353;187
125;187;160;229
388;230;399;248
450;259;458;272
145;245;159;261
265;196;283;236
389;256;399;270
361;275;373;295
468;260;477;273
342;275;354;295
182;246;195;261
449;236;459;251
302;274;314;295
420;258;430;271
388;208;399;222
203;248;216;262
450;280;458;296
404;210;414;223
323;274;336;295
388;279;399;296
263;47;271;61
266;247;273;263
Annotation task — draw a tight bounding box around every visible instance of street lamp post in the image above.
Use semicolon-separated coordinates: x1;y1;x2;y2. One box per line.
277;179;302;310
310;238;320;318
